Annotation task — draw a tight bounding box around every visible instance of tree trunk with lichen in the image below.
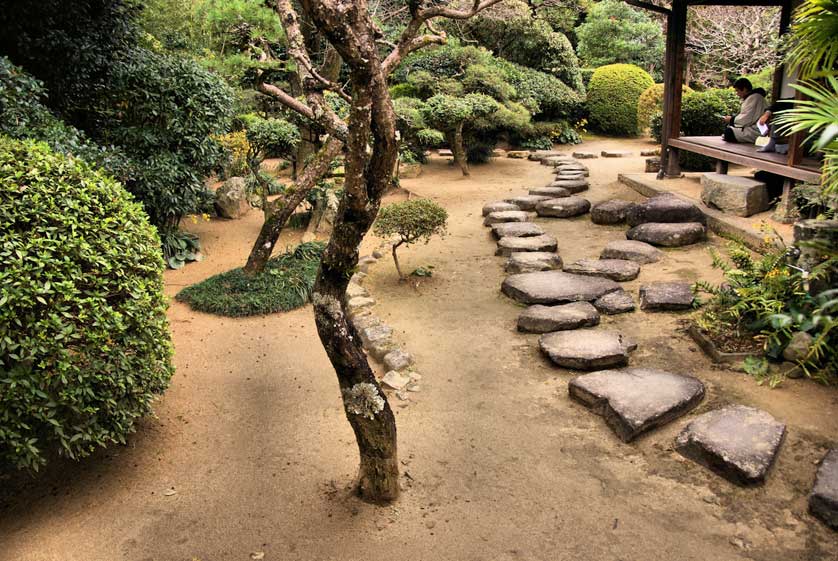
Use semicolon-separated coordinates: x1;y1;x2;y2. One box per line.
447;123;469;176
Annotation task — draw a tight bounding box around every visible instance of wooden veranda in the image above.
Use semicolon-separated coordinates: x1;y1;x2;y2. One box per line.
626;0;821;222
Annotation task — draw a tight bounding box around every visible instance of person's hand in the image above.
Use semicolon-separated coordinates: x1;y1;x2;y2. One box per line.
758;113;770;125
723;115;732;124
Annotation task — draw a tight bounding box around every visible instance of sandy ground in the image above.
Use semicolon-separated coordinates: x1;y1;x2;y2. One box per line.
1;137;836;561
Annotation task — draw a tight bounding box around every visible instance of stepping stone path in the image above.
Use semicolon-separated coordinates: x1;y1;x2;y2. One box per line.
496;234;558;256
536;196;591;218
565;259;640;282
505;252;563;274
573;151;599;159
810;448;838;530
640;282;694;311
505;194;552;211
626;194;706;226
484;210;530;225
517;302;600;333
591;199;636;225
529;186;570;198
601;150;633;158
701;173;769;217
539;330;637;370
600;240;663;264
594;290;636;315
491;222;544;239
675;405;786;486
627;222;706;247
482;201;519;216
502;271;620;305
569;368;705;442
548;179;589;193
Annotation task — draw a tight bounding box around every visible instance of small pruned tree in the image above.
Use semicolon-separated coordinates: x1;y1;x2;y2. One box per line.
374;199;448;280
422;93;500;175
243;115;301;215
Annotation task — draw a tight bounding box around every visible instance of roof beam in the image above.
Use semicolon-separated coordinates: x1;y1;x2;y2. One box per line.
625;0;671;14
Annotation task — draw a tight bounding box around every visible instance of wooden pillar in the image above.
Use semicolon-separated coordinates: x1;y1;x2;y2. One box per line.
659;0;687;179
771;0;793;101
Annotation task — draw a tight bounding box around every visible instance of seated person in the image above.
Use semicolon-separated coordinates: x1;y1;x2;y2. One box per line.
756;98;795;154
722;78;768;144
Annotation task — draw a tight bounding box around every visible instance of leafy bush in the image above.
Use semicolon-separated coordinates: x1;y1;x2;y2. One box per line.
681;88;740;169
0;138;174;471
161;229;203;269
637;83;693;133
176;242;325;316
215;130;251;178
586;64;654;136
374;199;448;280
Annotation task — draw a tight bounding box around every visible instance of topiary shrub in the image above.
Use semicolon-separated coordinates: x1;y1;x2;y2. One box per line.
679;88;741;170
0;138;174;471
374;199;448;280
637;83;693;133
586;64;654;136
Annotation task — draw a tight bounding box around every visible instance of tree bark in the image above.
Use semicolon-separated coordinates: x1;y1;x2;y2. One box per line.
450;123;469;176
391;239;406;281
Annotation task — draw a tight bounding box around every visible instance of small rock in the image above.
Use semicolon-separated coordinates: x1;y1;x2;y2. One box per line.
438;149;453;157
351;272;367;285
547;179;589;194
809;448;838;530
565;259;640;282
507;150;529;159
505;252;563;274
351;312;381;331
640;149;660;157
529;186;571;198
483;210;530;226
627;222;706;247
517;302;600;333
496;234;558;256
482;201;519;216
645;157;661;174
360;324;393;346
491;222;545;239
382;370;411;391
591;200;637;225
626;194;706;226
593;290;636;315
573;151;599;159
536;196;591;218
783;331;814;362
640;282;694;311
372;249;385;259
347;296;376;311
250;552;266;560
600;240;663;264
214;177;250;219
383;349;414;371
601;150;633;158
502;271;621;305
505;194;553;211
539;330;636;370
368;338;397;360
346;283;369;299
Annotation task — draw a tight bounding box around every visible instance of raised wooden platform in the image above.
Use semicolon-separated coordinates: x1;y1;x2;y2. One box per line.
669;136;821;183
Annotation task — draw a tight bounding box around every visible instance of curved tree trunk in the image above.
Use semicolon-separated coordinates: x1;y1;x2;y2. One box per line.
449;123;469;176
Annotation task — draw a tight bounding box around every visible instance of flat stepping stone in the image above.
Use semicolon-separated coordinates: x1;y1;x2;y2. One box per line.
483;210;530;226
491;222;544;239
502;271;621;305
539;330;637;371
505;252;563;274
482;201;519;216
600;240;663;264
548;179;589;194
569;368;705;442
517;302;600;333
505;194;552;211
810;448;838;530
496;234;558;256
564;259;640;282
556;168;590;177
627;222;706;247
594;290;636;315
536;196;591;218
529;186;570;198
640;149;660;157
554;173;586;182
601;150;633;158
626;194;706;226
572;151;599;159
529;150;567;161
675;405;786;486
591;199;637;225
701;173;769;217
541;155;577;166
438;149;453;157
507;150;529;159
640;282;694;311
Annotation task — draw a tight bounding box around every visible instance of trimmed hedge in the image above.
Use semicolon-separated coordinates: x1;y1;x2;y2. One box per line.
0;138;174;471
637;83;693;133
586;64;654;136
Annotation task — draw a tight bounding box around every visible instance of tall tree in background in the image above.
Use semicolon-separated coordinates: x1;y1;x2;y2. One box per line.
260;0;504;502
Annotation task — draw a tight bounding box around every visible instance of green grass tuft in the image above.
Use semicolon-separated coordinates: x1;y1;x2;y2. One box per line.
175;242;326;317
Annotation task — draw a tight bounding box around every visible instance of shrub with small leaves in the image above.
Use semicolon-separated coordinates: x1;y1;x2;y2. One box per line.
637;83;693;133
374;199;448;280
0;138;174;471
586;64;654;136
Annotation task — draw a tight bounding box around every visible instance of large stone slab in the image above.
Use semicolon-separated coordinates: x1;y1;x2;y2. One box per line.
675;405;786;486
601;150;633;158
542;156;577;166
569;368;705;442
496;234;558;256
594;290;636;315
529;150;569;162
556;168;590;177
517;302;600;333
529;186;571;198
591;200;637;225
507;150;529;159
809;448;838;530
548;179;589;194
640;282;694;311
505;194;553;211
627;222;706;247
536;196;591;218
564;259;640;282
573;151;599;159
539;330;637;370
600;240;663;264
482;201;519;216
700;173;770;217
502;271;621;305
505;252;563;274
484;210;530;226
626;194;706;226
438;148;453;157
491;222;545;239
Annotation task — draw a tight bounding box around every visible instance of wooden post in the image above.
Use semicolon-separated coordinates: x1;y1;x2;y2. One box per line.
771;0;793;101
659;0;687;179
773;86;807;223
715;160;729;175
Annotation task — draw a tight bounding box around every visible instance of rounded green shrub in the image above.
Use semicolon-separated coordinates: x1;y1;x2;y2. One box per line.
637;83;693;133
374;199;448;280
0;138;174;471
678;88;741;170
586;64;654;136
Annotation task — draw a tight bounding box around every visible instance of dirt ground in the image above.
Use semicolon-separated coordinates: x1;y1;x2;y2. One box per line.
1;137;836;561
